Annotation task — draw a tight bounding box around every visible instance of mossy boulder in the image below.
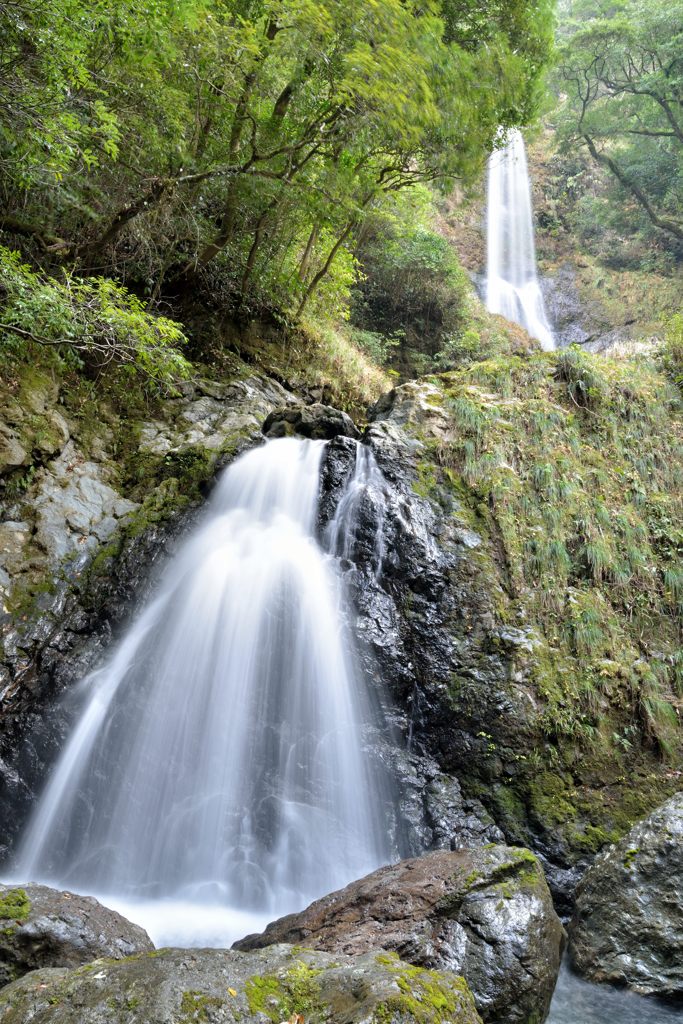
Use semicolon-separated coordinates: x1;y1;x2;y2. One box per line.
0;944;482;1024
235;847;564;1024
0;883;153;988
569;792;683;999
263;402;360;440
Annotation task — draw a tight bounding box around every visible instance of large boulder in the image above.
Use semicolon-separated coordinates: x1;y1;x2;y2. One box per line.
263;403;360;440
0;884;153;987
0;943;483;1023
235;847;564;1024
569;792;683;999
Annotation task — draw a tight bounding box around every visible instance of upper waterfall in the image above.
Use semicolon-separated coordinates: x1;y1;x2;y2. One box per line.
485;129;555;351
12;437;396;946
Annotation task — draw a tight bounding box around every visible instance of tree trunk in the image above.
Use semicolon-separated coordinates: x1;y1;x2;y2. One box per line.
195;20;280;268
583;135;683;241
296;220;356;318
241;208;271;292
298;223;319;282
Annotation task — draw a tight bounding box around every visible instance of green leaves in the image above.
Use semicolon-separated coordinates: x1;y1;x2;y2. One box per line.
555;0;683;247
0;0;554;320
0;247;191;390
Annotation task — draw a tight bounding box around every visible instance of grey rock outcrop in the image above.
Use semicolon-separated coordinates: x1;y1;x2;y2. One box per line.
139;376;299;455
235;847;564;1024
32;441;139;560
263;402;360;440
0;883;153;987
0;943;483;1024
569;792;683;1000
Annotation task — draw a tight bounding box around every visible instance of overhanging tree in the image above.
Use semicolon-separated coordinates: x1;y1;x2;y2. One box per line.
556;0;683;244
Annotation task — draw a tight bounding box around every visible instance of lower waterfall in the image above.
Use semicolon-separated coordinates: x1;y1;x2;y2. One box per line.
11;437;395;946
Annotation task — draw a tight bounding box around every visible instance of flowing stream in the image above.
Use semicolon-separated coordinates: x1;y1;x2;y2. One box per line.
11;437;395;946
486;128;555;350
547;962;681;1024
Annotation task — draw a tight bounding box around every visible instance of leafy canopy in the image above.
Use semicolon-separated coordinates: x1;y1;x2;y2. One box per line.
0;0;555;320
555;0;683;246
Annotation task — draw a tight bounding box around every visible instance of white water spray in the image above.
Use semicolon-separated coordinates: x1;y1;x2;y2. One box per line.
486;129;555;350
12;438;394;946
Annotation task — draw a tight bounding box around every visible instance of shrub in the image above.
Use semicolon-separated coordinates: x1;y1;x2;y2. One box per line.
0;247;191;391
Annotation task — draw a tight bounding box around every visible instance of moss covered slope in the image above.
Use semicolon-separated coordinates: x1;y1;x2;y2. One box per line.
405;343;681;853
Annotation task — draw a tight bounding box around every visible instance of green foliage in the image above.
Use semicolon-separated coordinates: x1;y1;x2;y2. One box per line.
351;187;471;376
0;0;555;325
555;346;610;409
0;247;190;389
661;313;683;392
554;0;683;255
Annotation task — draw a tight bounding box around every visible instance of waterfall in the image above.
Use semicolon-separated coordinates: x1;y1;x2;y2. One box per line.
11;437;394;946
326;445;389;577
485;129;555;351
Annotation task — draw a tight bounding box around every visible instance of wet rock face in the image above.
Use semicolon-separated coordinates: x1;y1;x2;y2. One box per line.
0;883;153;988
235;847;564;1024
0;943;483;1024
317;401;543;869
263;402;360;440
318;434;504;857
569;793;683;1000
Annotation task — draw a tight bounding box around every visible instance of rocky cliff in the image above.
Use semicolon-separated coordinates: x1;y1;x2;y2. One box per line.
1;330;681;913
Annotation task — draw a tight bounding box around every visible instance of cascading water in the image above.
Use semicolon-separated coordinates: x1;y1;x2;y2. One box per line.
485;129;555;351
11;437;395;946
326;445;389;576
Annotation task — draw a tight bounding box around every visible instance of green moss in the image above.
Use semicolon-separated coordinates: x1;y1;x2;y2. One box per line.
245;960;324;1023
0;888;30;923
528;773;577;828
517;867;545;891
508;848;537;866
88;539;123;575
179;989;224;1023
623;847;639;869
413;461;439;499
570;824;620;854
372;959;477;1024
244;974;283;1017
4;575;58;618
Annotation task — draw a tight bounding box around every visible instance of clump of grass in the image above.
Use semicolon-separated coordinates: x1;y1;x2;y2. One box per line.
430;345;682;758
301;319;391;416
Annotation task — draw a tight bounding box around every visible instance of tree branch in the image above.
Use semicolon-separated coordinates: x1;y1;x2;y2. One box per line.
582;134;683;241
